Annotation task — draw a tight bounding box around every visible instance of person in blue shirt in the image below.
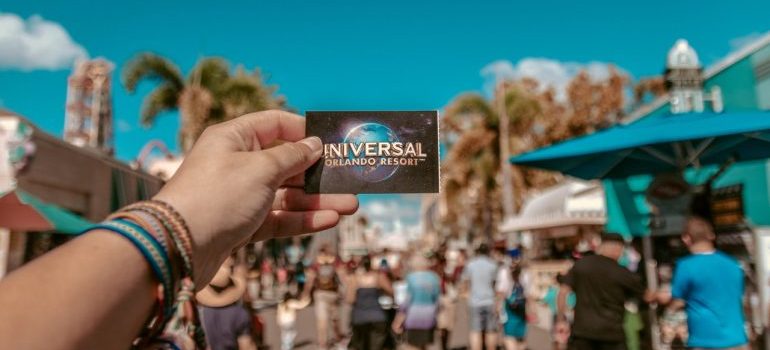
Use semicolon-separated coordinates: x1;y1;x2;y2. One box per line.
666;216;748;350
392;254;441;350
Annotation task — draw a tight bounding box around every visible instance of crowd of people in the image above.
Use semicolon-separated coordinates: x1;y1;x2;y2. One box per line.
197;237;546;350
192;215;754;350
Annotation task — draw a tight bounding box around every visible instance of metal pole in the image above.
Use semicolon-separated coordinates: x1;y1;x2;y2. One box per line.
642;235;662;350
754;228;770;350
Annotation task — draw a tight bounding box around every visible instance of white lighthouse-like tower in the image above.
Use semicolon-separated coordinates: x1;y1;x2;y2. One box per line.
665;39;706;114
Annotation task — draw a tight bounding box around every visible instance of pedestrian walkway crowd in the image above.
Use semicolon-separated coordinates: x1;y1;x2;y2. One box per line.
199;216;754;350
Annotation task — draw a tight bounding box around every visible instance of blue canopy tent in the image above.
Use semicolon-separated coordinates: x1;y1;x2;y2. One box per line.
512;111;770;180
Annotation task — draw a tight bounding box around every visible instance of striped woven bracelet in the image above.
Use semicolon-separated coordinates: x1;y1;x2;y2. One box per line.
90;219;175;311
107;211;184;317
123;201;194;283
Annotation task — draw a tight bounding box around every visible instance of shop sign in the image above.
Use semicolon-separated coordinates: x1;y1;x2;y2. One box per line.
710;184;745;233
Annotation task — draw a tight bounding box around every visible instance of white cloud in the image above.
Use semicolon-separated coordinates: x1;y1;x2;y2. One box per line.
0;12;88;70
729;31;769;53
362;200;417;220
363;201;391;218
360;196;422;237
480;58;619;101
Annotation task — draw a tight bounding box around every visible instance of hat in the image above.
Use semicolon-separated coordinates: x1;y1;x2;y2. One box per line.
196;259;247;308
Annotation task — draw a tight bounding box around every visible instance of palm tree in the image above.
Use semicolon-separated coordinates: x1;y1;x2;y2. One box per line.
440;84;541;241
122;53;285;152
439;67;628;244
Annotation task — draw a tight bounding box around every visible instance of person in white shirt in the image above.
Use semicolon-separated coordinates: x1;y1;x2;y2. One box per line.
277;291;311;350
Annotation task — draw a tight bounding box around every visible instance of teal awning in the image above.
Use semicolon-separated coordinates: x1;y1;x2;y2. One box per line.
0;189;93;234
511;111;770;179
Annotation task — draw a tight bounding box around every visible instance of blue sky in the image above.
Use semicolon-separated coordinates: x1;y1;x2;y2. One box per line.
1;0;769;235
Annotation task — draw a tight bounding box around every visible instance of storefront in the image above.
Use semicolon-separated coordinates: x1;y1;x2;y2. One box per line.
0;109;163;277
500;179;606;330
510;34;770;349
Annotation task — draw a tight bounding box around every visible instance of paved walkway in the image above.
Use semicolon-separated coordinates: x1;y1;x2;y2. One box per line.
255;299;551;350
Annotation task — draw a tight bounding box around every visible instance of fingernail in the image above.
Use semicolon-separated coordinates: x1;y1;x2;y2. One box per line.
300;136;322;153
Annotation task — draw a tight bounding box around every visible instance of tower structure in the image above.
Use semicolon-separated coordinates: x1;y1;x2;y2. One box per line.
64;58;114;154
665;39;705;114
664;39;723;115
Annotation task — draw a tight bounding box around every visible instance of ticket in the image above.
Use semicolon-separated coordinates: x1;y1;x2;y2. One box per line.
304;111;439;194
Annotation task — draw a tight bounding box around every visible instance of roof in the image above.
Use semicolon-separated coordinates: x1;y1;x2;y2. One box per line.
0;109;158;182
624;31;770;124
0;189;92;234
499;179;605;233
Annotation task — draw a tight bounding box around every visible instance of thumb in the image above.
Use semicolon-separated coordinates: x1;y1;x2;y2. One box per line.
257;136;323;188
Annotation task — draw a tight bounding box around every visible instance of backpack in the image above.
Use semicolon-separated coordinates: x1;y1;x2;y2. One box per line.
506;284;526;317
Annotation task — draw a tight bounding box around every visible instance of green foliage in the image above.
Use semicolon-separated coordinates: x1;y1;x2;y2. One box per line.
122;53;184;93
440;85;541;239
122;53;286;151
140;83;179;126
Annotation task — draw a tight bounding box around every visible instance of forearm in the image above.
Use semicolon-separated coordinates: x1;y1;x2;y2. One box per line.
556;287;569;317
0;230;156;349
302;275;314;298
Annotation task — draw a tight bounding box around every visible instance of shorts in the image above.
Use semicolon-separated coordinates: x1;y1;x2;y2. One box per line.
568;336;626;350
503;312;527;338
405;329;434;347
349;322;388;350
470;305;497;332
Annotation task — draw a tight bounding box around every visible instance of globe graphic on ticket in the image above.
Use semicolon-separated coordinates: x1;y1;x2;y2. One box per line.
343;122;400;182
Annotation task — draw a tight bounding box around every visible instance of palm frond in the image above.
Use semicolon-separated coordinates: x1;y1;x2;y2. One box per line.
122;53;184;93
189;57;230;94
503;87;541;132
178;86;214;152
219;71;286;119
443;93;497;132
140;83;180;126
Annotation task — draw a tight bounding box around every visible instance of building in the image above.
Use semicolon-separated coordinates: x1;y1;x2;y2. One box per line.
501;179;606;257
64;59;115;155
337;213;371;260
500;179;606;331
0;109;163;278
608;34;770;238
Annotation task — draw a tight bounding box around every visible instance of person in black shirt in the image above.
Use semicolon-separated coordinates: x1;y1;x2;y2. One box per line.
556;233;651;350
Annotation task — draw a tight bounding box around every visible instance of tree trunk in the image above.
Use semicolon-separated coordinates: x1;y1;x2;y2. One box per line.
178;86;213;153
497;83;516;219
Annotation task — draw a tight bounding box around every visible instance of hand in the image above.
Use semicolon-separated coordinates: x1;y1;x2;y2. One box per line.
392;313;405;334
391;322;403;335
153;110;358;288
643;289;657;304
554;319;571;345
554;319;570;334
